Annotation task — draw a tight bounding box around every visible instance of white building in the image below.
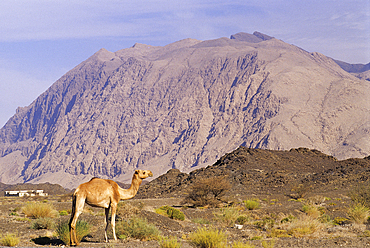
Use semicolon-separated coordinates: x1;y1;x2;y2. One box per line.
4;189;48;197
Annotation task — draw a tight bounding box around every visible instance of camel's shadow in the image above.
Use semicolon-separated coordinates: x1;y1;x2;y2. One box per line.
31;236;64;246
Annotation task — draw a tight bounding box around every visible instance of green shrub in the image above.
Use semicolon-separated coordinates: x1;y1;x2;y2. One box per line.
0;233;20;247
56;220;91;245
188;227;227;248
159;236;181;248
156;206;185;221
213;207;240;227
347;203;370;224
30;217;55;229
59;210;69;216
333;217;348;225
115;216;160;241
21;202;58;219
244;199;260;210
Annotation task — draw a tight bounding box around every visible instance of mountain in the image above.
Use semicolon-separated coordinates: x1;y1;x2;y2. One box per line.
0;32;369;189
136;146;370;199
334;60;370;81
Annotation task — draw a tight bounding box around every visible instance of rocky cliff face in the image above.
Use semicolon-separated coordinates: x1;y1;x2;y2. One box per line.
0;32;369;188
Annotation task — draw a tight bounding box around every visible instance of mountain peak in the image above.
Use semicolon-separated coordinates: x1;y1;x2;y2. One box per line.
230;31;274;43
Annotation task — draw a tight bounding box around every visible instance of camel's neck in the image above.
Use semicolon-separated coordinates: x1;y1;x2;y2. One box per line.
118;175;143;200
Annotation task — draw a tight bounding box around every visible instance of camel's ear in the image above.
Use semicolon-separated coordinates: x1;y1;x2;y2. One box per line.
135;170;139;174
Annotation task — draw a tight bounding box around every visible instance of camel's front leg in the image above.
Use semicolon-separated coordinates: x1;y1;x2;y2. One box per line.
69;196;84;246
110;204;118;240
104;207;110;242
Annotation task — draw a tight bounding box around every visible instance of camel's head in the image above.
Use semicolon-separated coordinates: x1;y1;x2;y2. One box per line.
135;169;153;179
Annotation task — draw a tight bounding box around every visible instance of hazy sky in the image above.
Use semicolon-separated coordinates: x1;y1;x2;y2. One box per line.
0;0;369;127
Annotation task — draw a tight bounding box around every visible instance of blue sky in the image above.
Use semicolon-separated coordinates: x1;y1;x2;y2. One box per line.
0;0;369;127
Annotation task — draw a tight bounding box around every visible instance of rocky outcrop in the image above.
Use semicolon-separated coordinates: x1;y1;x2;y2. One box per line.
0;32;369;188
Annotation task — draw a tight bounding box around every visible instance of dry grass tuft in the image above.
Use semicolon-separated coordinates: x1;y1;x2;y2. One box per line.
21;202;58;219
279;215;327;237
347;203;370;224
0;233;20;247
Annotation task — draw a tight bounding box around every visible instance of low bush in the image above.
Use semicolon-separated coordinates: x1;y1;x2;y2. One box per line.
59;210;69;216
182;176;231;207
347;203;370;224
188;227;227;248
213;207;240;227
115;216;160;241
156;206;185;221
0;233;20;247
280;215;326;237
244;199;260;210
56;220;91;245
302;204;321;219
30;217;55;229
21;202;58;219
159;236;181;248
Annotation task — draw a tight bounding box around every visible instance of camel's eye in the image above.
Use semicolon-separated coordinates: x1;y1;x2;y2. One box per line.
143;172;146;174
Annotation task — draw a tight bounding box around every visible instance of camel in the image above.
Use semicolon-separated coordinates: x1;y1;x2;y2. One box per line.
69;169;153;246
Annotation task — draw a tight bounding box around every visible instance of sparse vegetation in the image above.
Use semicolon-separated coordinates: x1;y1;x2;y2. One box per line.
349;183;370;208
213;207;240;227
347;203;370;224
156;205;185;221
30;217;55;229
231;241;255;248
21;202;58;219
56;220;91;245
159;236;182;248
182;176;231;207
0;233;20;247
280;215;326;237
290;182;312;199
117;201;141;219
59;210;69;216
192;218;211;225
115;216;161;241
244;199;260;210
188;227;227;248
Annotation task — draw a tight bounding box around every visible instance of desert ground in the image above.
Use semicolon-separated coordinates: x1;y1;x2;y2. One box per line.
0;189;370;248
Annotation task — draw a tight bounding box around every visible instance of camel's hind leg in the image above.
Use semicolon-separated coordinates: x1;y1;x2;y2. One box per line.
104;206;110;242
69;194;85;246
110;203;118;240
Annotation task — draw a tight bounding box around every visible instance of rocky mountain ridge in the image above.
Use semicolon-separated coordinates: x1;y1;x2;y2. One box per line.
0;32;369;188
136;146;370;199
